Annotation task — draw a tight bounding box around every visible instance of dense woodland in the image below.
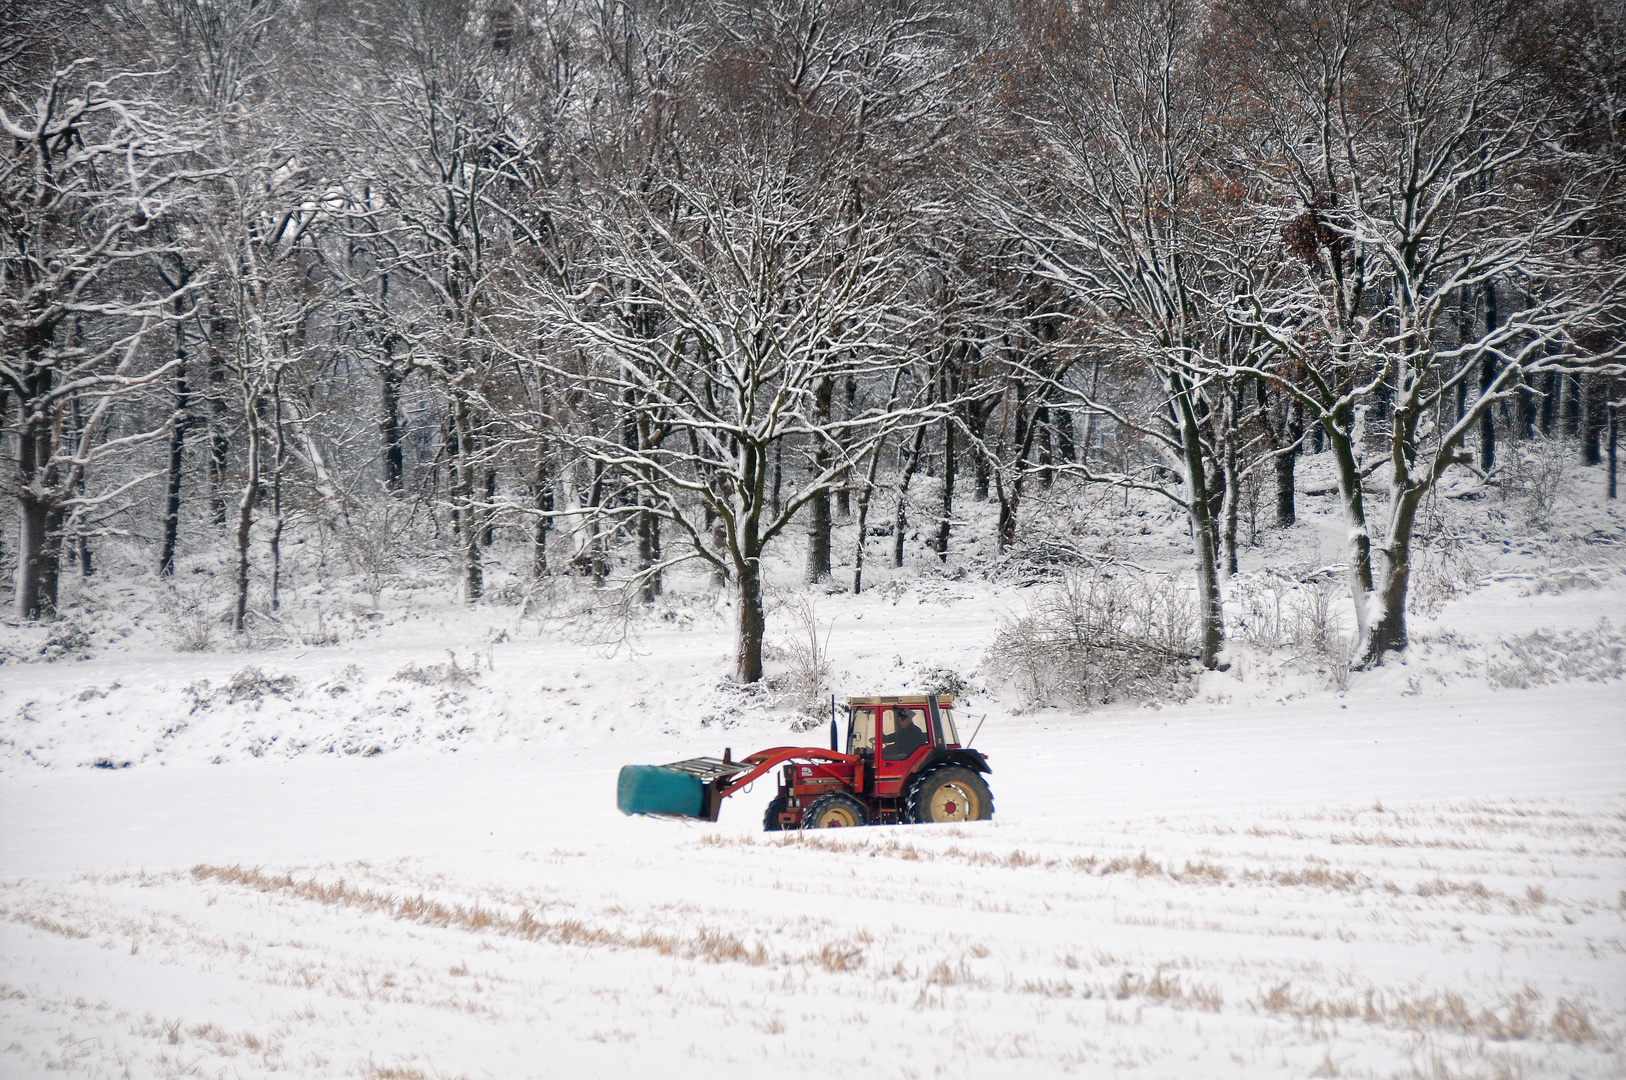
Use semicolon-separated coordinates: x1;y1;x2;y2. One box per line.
2;0;1622;681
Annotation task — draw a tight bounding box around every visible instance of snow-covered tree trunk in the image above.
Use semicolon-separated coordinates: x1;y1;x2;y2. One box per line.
934;408;955;562
449;387;482;603
894;424;927;568
806;377;835;584
232;380;262;633
1219;386;1242;578
1173;375;1225;667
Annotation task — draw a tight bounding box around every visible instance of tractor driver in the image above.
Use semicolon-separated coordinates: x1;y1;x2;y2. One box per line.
883;708;930;758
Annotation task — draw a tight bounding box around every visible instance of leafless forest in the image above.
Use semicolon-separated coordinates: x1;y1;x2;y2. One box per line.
3;0;1622;679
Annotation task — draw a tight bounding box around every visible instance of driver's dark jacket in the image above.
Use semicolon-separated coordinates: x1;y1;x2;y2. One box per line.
883;724;929;758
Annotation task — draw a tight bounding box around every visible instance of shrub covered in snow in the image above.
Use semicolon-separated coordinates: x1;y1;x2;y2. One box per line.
986;567;1199;709
1486;619;1626;689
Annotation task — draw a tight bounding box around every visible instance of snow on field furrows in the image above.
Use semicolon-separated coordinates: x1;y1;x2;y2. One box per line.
1;466;1624;1080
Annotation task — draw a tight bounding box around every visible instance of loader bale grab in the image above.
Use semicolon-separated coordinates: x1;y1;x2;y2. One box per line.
617;695;992;828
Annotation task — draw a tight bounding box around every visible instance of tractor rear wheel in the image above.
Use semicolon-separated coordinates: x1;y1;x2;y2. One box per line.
906;766;993;824
763;795;790;831
802;792;869;829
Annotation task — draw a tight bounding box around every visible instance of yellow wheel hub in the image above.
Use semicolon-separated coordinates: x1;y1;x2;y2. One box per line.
815;805;859;827
928;782;978;822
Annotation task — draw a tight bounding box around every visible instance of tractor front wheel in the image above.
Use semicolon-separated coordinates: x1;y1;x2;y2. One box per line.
763;795;790;831
802;792;869;829
906;766;993;824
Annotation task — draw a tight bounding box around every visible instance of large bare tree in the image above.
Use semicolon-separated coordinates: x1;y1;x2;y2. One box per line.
987;0;1231;668
1;57;196;618
1218;0;1624;666
530;166;932;681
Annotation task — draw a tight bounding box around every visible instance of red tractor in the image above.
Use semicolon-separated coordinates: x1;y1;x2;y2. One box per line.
616;695;992;828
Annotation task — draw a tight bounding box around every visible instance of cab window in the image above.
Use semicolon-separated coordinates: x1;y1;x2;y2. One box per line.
880;706;930;761
847;708;876;755
938;705;959;745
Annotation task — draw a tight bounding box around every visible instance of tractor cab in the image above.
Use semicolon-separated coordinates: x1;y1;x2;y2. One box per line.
833;695;980;811
847;695;959;773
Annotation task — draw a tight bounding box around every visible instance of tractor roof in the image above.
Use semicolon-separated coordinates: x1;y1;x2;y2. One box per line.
846;695;956;707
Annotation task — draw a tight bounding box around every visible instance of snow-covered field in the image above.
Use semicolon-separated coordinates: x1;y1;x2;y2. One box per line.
2;462;1624;1079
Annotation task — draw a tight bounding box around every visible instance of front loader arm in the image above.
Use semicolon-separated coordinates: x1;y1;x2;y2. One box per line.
715;747;857;800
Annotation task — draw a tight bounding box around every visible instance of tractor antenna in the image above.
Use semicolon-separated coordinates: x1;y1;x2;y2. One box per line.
967;714;987;748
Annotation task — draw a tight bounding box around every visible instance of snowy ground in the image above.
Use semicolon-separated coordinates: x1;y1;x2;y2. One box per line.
2;459;1623;1079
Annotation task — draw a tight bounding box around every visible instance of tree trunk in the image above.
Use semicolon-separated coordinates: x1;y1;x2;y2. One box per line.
1472;281;1498;468
993;472;1017;553
1274;451;1297;528
380;359;404;490
1173;375;1224;668
159;347;189;577
14;499;54;620
835;375;856;519
0;389;5;573
585;460;607;585
206;314;230;528
1478;354;1498;470
269;385;285;613
13;383;64;619
1454;287;1474;425
771;441;782;517
637;497;662;603
933;411;954;561
67;396;90;580
1219;388;1240;578
736;537;765;683
1076;361;1102;468
806;377;834;583
1034;406;1053;488
1539;372;1558;435
233;396;261;633
806;486;832;582
1608;403;1618;500
444;417;460;537
970;407;991;501
481;466;497;546
451;390;482;602
1325;409;1375;644
1270;391;1301;528
1055;408;1076;464
893;423;926;568
852;435;886;595
533;459;552;578
1562;373;1580;437
1515;376;1536;441
1356;485;1427;667
1580;374;1603;466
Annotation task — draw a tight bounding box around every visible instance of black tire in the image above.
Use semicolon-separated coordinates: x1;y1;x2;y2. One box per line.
763;795;790;831
905;765;993;824
802;792;869;829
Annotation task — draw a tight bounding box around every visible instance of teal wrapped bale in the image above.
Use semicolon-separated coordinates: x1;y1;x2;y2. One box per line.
617;764;706;817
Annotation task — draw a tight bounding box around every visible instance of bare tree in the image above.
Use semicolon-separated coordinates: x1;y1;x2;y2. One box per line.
1;57;196;617
529;166;932;681
335;0;580;602
1219;0;1625;666
987;0;1229;667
